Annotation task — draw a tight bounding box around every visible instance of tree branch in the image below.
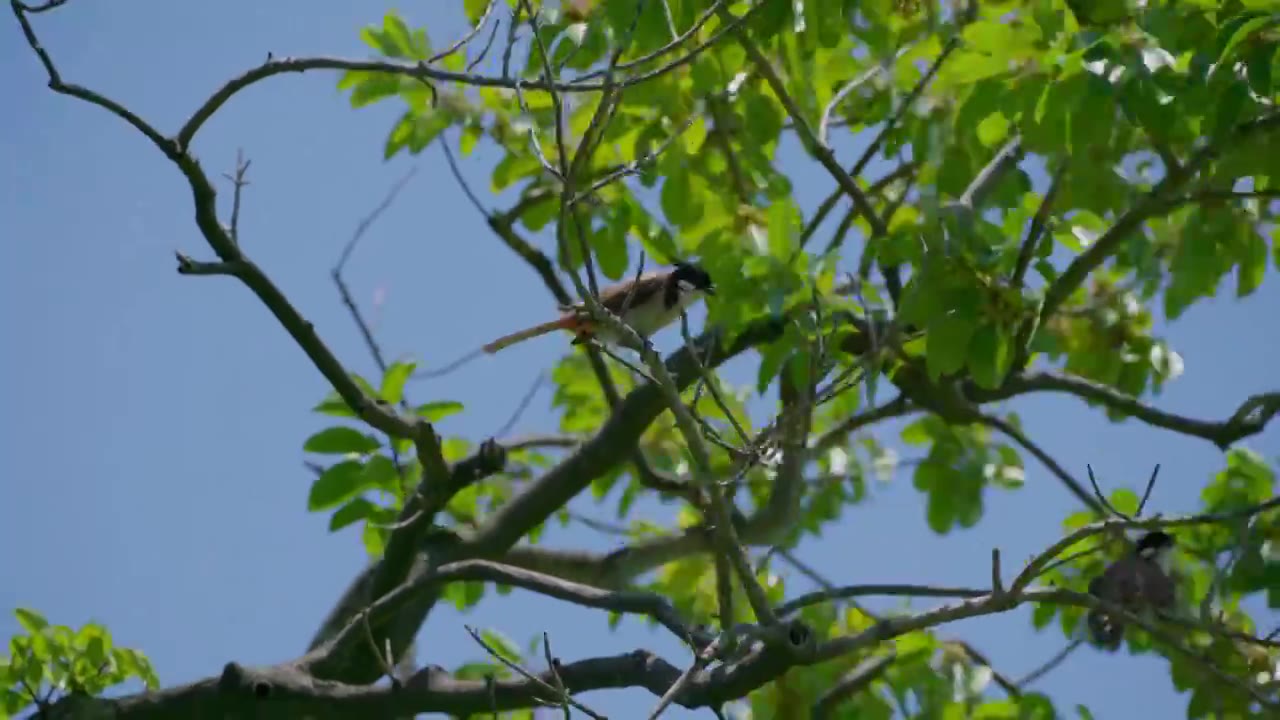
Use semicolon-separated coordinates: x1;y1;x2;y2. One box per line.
974;371;1280;450
65;495;1280;718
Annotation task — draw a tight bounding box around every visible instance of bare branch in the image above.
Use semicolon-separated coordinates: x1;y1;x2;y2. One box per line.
1015;638;1083;688
957;135;1024;210
332;167;419;382
1011;158;1067;290
976;371;1280;450
56;494;1280;718
13;1;173;152
818;49;908;147
222;150;251;245
426;0;497;66
975;412;1101;513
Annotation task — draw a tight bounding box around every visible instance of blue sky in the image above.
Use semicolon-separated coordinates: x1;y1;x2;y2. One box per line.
2;2;1277;718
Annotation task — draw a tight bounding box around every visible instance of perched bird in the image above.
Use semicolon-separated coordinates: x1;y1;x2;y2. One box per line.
1086;530;1177;649
482;261;716;354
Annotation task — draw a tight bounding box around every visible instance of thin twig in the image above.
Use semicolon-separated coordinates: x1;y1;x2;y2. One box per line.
646;636;723;720
426;0;497;65
541;632;571;720
818;46;912;147
333;167;419;377
440;131;488;217
978;413;1101;513
679;311;751;447
221;150;251;245
1011;158;1067;289
494;372;547;439
1015;638;1083;688
466;626;607;719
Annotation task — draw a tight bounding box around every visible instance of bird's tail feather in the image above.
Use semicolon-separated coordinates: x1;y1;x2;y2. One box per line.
483;317;574;354
1086;608;1123;649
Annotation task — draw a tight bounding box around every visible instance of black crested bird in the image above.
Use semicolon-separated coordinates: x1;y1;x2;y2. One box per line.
482;261;715;353
1085;530;1177;650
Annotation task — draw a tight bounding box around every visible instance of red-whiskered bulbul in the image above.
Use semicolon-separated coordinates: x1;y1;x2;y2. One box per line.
1085;530;1177;649
481;261;716;354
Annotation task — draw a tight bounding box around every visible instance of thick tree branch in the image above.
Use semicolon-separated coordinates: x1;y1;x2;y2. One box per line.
63;497;1280;718
307;440;508;678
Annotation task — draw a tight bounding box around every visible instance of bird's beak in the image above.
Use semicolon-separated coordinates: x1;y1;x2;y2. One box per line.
704;286;716;296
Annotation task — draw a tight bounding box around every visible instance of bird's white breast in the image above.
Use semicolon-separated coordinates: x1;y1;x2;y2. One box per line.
610;288;704;341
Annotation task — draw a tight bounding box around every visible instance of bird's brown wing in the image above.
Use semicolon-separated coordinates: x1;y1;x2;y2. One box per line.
559;272;668;316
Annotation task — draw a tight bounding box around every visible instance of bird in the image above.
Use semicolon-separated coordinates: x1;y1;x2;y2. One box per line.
1085;529;1177;649
481;261;716;354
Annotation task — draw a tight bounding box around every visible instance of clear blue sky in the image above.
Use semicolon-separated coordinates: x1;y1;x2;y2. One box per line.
2;2;1277;718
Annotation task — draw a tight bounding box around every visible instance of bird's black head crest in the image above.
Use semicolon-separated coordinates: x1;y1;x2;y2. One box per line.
1135;530;1174;556
672;261;715;294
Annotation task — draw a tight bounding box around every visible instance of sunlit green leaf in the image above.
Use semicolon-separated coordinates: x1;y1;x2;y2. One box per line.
415;401;464;422
308;461;370;511
303;427;381;455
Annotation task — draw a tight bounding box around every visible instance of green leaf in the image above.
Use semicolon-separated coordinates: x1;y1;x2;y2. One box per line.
463;0;489;25
973;699;1019;718
14;608;47;634
362;520;387;557
976;111;1011;147
593;210;630;281
1209;79;1250;140
384;112;414;159
407;112;450;154
900;418;933;446
925;312;976;381
312;375;378;417
660;162;693;227
766;198;801;256
453;661;503;680
308;461;370;511
756;340;792;394
1245;41;1276;97
926;491;954;534
968;324;1011;389
80;629;109;669
329;498;377;531
1235;225;1268;297
345;72;402;109
478;628;523;663
1218;14;1279;68
379;361;416;405
1032;601;1057;629
303;426;381;455
1107;488;1140;517
1165;219;1222;319
362;454;401;494
415;401;464;422
943;51;1011;85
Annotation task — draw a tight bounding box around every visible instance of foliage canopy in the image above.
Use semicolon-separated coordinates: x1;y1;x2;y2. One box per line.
6;0;1280;718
